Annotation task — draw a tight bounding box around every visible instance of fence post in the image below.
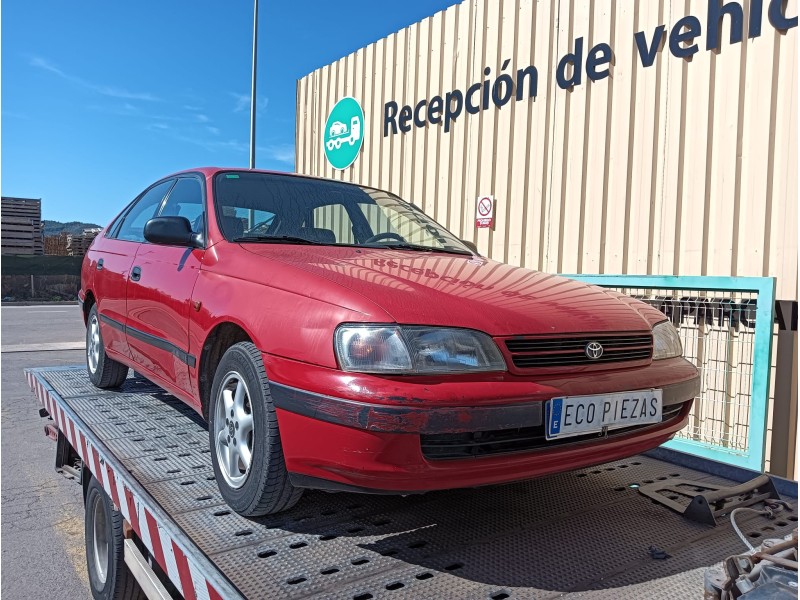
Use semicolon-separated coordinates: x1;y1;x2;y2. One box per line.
769;301;798;478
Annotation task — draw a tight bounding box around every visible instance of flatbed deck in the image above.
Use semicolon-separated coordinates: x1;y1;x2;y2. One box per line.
26;366;798;599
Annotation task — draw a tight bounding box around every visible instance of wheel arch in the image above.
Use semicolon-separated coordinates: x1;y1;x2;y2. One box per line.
82;290;96;326
198;321;255;420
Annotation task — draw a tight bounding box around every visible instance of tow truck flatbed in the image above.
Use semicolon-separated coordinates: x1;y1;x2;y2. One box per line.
26;366;798;599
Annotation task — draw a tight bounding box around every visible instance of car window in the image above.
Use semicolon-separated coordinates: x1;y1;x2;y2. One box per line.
313;204;355;244
159;178;204;234
213;171;471;254
104;210;126;238
115;180;175;242
215;207;275;240
354;203;397;239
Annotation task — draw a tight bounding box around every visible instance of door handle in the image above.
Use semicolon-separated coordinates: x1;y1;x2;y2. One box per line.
131;266;142;281
96;258;104;271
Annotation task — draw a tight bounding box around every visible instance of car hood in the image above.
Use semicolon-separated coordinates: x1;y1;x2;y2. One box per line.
239;245;656;335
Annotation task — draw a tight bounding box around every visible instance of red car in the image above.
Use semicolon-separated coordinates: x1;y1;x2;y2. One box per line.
81;167;699;516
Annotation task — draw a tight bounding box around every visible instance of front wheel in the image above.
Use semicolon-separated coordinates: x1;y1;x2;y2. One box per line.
86;304;128;389
84;477;145;600
208;342;302;516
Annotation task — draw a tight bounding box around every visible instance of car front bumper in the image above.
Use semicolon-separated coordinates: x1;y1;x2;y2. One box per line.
268;355;700;493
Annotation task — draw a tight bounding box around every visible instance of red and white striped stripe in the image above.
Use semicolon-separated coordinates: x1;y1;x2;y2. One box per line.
25;369;235;600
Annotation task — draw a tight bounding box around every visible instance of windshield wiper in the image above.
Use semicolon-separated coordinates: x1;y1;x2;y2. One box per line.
233;235;324;245
364;242;472;256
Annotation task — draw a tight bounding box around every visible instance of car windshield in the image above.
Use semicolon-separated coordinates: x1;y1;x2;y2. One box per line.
213;171;472;254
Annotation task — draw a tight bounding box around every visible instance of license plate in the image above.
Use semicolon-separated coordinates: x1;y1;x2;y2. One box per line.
545;389;663;440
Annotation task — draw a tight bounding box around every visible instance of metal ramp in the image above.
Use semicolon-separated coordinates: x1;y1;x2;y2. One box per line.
29;367;799;599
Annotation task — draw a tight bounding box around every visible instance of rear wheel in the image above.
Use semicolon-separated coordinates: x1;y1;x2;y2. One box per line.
208;342;302;516
84;477;145;600
86;304;128;389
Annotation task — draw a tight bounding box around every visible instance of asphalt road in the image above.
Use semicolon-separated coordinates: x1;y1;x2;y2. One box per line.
1;303;85;351
2;304;91;600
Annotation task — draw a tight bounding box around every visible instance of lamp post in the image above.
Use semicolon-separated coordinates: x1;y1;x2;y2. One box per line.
249;0;259;169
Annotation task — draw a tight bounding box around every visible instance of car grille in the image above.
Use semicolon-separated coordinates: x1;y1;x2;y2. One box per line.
420;401;687;460
504;333;653;369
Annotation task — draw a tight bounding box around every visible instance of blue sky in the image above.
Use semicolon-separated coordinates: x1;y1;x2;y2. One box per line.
2;0;459;224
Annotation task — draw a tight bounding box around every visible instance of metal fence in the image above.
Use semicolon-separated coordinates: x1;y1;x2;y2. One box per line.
1;274;81;301
565;275;776;472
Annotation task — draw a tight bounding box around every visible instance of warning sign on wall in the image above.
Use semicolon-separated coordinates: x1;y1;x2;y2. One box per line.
475;195;495;229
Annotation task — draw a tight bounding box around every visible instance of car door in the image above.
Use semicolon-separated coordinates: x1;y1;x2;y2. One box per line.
91;179;176;358
125;175;205;399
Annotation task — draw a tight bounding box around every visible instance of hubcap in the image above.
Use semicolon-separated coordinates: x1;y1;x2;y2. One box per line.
214;372;254;489
91;493;109;586
87;315;100;374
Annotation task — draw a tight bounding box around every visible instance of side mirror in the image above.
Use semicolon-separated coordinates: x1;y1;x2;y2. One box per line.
144;217;201;248
461;240;480;255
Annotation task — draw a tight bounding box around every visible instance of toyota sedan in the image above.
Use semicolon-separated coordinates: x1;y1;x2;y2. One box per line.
81;167;700;516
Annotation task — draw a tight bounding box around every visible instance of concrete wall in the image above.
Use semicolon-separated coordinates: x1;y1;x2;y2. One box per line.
296;0;798;301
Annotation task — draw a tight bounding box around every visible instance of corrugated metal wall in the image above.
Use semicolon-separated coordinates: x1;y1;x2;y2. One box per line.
296;0;797;301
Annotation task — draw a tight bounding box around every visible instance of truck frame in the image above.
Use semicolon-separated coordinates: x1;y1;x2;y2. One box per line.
26;366;798;600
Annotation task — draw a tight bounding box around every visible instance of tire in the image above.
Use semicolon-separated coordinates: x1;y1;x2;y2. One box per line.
84;477;146;600
208;342;303;516
86;304;128;389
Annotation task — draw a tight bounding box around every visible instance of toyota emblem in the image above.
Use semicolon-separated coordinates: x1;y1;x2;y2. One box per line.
585;341;604;360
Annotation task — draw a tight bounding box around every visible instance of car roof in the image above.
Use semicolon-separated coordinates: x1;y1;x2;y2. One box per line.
162;167;351;187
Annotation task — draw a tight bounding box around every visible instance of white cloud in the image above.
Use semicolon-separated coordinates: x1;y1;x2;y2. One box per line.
170;133;249;154
231;92;249;113
87;103;143;117
29;56;67;77
230;92;269;114
166;132;292;165
29;56;160;101
258;144;295;164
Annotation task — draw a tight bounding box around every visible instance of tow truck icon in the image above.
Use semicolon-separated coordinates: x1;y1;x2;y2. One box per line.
326;115;361;150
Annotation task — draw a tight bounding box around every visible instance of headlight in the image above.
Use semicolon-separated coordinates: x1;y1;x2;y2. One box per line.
652;320;683;360
334;325;507;374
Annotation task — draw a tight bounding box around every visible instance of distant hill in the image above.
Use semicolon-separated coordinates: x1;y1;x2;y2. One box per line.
43;220;102;237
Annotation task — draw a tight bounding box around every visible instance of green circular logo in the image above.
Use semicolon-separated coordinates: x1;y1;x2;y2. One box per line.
323;97;364;170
